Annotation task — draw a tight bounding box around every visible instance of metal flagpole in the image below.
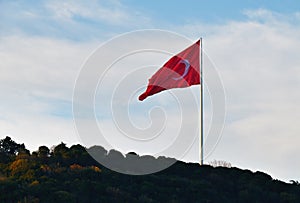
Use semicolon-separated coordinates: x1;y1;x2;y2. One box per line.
200;38;204;165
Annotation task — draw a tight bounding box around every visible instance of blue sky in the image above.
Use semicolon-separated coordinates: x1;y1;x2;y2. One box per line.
1;0;300;181
1;0;300;40
127;0;300;22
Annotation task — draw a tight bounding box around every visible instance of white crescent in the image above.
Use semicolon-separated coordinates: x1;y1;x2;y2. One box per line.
172;59;190;81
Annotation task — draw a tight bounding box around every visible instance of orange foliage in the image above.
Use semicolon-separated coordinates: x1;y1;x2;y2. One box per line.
70;164;83;171
90;166;101;173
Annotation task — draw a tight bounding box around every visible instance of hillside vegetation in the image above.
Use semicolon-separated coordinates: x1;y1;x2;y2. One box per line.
0;136;299;202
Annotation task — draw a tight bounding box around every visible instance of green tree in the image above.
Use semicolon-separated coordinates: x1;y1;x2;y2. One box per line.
53;143;68;158
52;191;76;202
38;146;50;159
69;144;92;166
52;142;70;166
0;136;26;156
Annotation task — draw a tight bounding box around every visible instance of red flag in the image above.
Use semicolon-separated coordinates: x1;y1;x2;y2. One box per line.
139;40;200;101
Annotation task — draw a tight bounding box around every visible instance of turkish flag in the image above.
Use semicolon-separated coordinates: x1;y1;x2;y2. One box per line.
139;40;201;101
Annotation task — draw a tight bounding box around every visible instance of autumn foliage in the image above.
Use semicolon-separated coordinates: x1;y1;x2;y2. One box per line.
0;136;300;202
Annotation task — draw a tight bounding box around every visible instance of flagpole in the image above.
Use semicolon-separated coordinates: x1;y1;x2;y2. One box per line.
200;38;204;165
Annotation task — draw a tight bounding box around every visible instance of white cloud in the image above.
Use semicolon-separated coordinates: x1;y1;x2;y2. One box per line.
45;0;151;26
0;1;152;40
0;35;95;99
0;114;77;151
192;10;300;182
157;9;300;181
0;35;97;150
1;6;300;181
45;0;151;31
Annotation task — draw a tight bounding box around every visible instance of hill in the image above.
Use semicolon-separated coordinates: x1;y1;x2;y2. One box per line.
0;136;299;202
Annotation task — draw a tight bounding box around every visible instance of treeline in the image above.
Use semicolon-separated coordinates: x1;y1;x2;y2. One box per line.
0;136;300;202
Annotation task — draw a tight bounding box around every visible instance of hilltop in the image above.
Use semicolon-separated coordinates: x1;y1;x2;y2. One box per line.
0;136;299;202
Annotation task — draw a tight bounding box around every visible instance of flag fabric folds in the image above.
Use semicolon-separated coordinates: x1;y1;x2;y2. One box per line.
138;40;200;101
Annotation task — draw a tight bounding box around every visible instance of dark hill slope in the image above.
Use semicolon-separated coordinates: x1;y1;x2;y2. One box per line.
0;137;299;202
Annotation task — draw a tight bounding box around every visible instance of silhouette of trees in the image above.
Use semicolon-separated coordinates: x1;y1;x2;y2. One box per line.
0;136;300;202
209;159;232;168
291;180;300;185
38;146;50;159
0;136;25;156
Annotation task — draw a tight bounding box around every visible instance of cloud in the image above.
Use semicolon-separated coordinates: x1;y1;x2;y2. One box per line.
243;8;300;27
153;9;300;181
1;5;300;181
189;10;300;182
0;114;77;151
0;35;97;150
46;0;147;25
0;35;94;99
0;0;152;40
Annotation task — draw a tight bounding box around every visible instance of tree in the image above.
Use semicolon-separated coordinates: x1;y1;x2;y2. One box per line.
290;180;300;186
0;152;10;164
9;159;30;176
0;136;26;156
69;144;86;160
53;142;68;158
69;144;89;165
52;191;76;202
38;146;50;159
208;160;232;168
16;148;30;160
52;142;70;165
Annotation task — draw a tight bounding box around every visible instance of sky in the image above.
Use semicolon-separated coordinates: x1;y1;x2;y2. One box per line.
1;0;300;181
